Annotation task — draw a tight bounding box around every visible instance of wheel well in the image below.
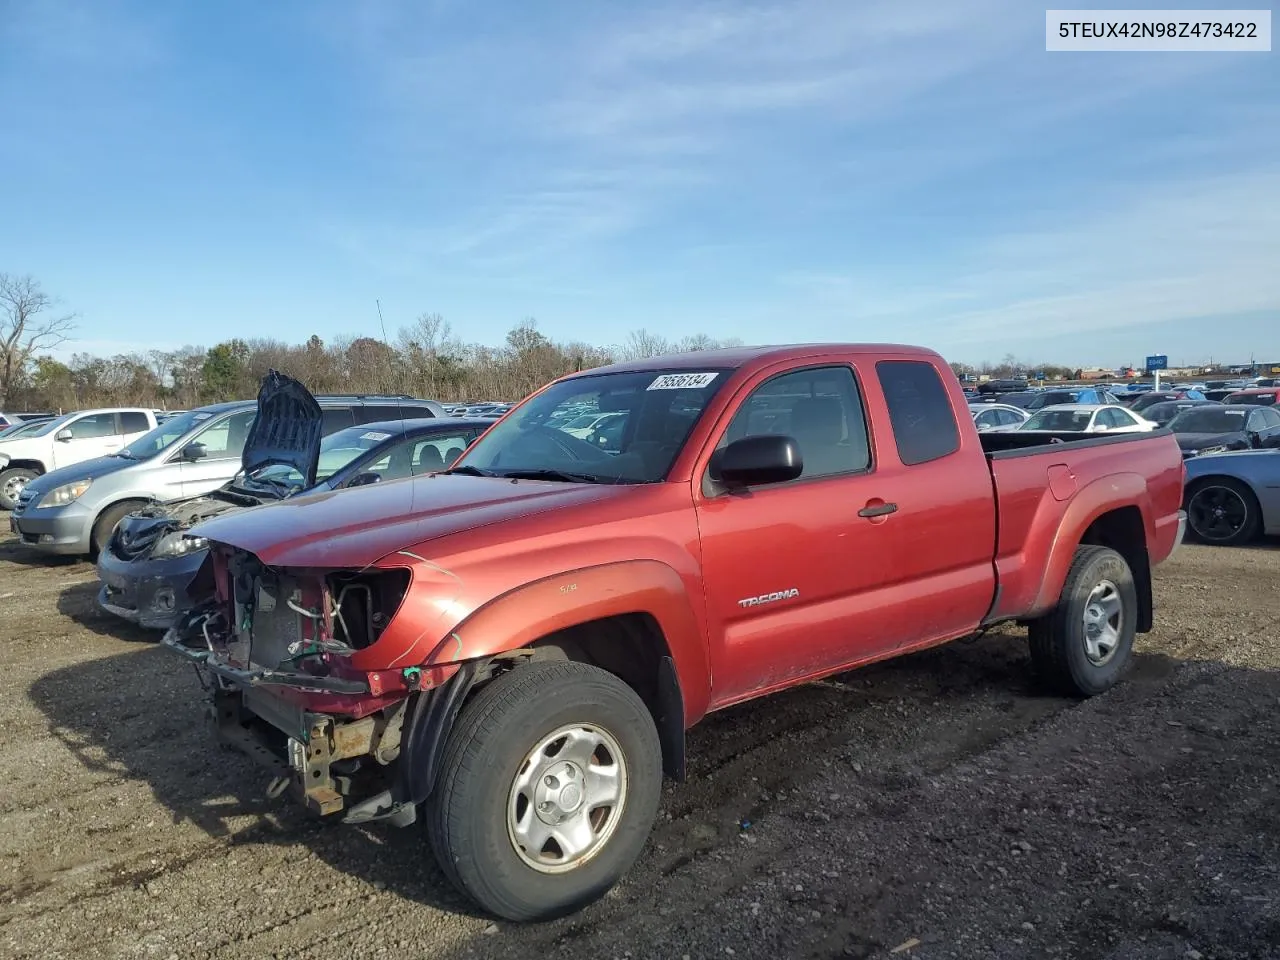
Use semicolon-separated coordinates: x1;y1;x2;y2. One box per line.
1079;506;1152;633
93;498;152;539
3;459;46;474
526;613;686;780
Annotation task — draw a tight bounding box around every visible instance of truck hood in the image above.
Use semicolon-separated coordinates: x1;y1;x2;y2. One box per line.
239;369;323;483
0;436;48;460
20;454;132;498
189;474;635;568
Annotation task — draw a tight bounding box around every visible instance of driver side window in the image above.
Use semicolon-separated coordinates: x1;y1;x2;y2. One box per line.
713;366;870;482
67;413;117;439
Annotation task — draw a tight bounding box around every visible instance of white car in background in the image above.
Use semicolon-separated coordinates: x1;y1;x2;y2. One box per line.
1017;403;1158;435
559;411;625;439
968;402;1030;432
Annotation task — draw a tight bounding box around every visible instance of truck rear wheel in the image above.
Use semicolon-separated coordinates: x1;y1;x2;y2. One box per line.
1029;545;1136;697
426;660;663;921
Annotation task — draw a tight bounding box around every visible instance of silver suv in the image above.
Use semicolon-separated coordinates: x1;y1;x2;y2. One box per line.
10;393;445;557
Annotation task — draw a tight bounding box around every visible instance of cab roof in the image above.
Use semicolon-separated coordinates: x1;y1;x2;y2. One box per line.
571;343;940;377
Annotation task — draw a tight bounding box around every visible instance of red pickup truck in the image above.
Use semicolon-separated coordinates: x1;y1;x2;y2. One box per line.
166;344;1186;921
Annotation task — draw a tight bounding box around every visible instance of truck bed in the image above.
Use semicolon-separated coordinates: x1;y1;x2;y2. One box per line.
976;427;1185;626
977;427;1174;457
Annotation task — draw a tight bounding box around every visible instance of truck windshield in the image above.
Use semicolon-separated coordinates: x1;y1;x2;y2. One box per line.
453;368;731;483
117;409;209;459
13;414;74;438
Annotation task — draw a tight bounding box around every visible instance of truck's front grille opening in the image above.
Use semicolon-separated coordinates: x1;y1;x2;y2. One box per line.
327;569;411;650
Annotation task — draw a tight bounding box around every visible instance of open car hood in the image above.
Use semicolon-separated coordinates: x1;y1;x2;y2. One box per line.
240;369;323;484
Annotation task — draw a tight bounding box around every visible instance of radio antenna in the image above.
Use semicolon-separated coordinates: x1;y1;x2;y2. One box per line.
376;296;410;460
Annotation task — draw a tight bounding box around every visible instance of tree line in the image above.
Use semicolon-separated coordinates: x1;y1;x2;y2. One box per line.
1;271;1096;413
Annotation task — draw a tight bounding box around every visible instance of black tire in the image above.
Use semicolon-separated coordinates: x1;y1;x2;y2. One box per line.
1184;478;1261;547
0;467;38;511
1029;545;1137;698
426;660;663;922
89;500;146;560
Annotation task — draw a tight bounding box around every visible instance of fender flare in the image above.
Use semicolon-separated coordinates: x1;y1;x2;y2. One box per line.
1030;472;1153;617
2;458;48;474
424;558;711;728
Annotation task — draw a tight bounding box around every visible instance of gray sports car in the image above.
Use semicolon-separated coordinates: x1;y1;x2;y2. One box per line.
1182;449;1280;545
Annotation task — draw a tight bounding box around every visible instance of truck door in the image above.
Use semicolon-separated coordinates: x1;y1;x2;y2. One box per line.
51;412;125;469
693;362;906;706
863;358;998;651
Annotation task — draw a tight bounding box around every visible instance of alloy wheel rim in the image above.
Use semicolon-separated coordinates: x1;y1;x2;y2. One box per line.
1188;486;1248;541
2;474;27;502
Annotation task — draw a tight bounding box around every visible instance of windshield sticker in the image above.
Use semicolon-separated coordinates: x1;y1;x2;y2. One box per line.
1224;410;1246;416
646;372;719;391
360;431;392;441
193;412;212;420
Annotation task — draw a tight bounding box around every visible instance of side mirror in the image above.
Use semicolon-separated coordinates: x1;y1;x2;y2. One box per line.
55;428;73;442
347;471;382;487
180;442;207;461
718;435;803;488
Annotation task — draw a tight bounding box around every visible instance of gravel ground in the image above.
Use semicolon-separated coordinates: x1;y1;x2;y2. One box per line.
0;530;1278;960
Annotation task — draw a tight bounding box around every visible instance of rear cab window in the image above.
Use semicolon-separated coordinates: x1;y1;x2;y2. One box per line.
119;411;151;433
875;360;960;465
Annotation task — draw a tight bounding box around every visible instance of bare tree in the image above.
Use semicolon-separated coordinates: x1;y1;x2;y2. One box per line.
0;273;77;407
147;349;175;389
616;328;671;361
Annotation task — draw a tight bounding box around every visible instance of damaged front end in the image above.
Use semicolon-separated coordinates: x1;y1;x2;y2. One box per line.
164;545;478;826
97;497;245;630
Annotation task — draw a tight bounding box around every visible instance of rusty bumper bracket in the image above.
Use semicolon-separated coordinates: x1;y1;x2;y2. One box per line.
342;658;483;827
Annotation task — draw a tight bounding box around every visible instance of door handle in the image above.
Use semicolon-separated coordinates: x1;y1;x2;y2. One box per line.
858;501;898;518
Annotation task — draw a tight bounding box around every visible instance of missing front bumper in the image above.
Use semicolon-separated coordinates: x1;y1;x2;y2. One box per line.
161;626;370;694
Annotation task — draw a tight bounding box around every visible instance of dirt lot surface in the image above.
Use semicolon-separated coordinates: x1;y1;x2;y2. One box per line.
1;531;1278;960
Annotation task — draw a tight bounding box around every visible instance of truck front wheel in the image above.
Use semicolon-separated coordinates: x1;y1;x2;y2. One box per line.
1029;545;1137;697
0;467;38;510
426;660;663;921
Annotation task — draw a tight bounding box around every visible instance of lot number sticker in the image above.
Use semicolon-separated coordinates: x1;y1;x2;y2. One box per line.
647;372;719;391
360;431;392;441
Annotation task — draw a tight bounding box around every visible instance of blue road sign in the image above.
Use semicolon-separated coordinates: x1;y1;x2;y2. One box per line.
1145;354;1168;371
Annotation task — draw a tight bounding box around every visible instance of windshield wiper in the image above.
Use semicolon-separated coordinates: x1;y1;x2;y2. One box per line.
500;468;603;484
440;464;492;477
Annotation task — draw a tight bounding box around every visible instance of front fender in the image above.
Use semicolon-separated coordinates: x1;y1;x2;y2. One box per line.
424;559;711;726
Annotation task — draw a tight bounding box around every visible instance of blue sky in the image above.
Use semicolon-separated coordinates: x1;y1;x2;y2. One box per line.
1;0;1276;369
